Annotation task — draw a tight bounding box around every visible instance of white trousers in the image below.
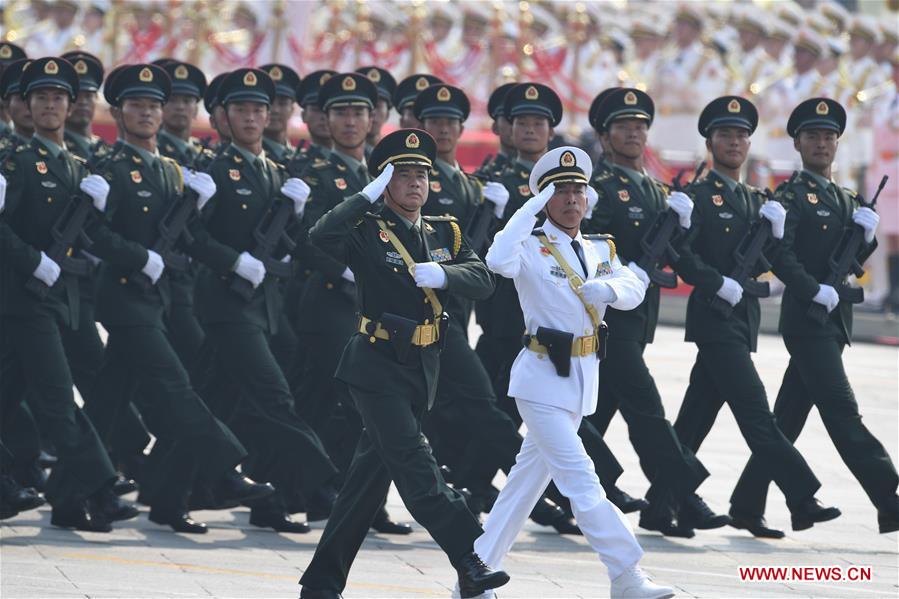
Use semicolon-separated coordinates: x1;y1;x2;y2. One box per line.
474;399;644;580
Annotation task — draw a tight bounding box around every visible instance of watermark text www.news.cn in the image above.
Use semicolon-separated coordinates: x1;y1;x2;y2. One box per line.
739;566;873;582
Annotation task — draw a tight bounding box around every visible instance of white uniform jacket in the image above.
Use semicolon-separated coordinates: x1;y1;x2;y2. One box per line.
486;212;645;416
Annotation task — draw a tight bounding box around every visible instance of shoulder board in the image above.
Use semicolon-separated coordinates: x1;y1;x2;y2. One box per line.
363;211;382;219
595;171;614;182
266;157;280;170
311;158;330;169
71;154;87;165
530;228;545;237
842;187;857;198
583;233;614;240
160;155;180;167
422;215;458;222
15;144;29;154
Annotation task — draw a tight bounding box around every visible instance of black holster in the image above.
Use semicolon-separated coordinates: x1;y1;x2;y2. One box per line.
597;321;609;360
533;326;574;377
436;312;449;350
378;312;418;364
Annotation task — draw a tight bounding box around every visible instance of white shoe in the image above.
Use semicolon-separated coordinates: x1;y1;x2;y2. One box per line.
451;582;497;598
610;565;675;599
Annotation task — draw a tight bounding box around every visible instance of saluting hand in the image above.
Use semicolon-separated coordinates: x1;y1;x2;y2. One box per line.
523;183;556;217
362;163;394;203
586;185;599;213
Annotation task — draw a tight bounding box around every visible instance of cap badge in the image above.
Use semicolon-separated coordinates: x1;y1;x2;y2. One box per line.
816;101;829;115
525;85;539;100
437;87;451;102
174;65;188;80
139;67;153;82
727;99;741;113
560;150;576;167
45;60;59;75
415;77;429;91
243;70;257;86
74;60;88;75
367;69;381;83
269;66;283;81
405;133;420;149
624;91;637;105
341;76;356;91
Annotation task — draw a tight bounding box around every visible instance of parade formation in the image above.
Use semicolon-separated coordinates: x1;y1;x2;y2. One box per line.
0;1;898;599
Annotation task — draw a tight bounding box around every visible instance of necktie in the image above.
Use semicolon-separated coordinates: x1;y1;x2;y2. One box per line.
358;165;369;184
254;157;268;182
571;239;589;278
410;224;425;260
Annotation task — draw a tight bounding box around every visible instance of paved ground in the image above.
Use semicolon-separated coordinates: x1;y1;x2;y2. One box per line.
2;325;897;598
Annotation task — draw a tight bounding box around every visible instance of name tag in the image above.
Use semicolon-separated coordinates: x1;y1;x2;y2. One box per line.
41;180;57;189
549;265;566;278
627;206;644;219
429;247;452;263
236;188;253;196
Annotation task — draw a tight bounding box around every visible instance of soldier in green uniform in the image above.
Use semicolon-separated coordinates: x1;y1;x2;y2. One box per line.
294;72;409;534
393;73;442;129
287;70;335;177
298;128;508;599
474;82;517;180
356;65;396;154
203;72;231;157
0;59;34;160
0;43;27;141
0;57;137;532
60;51;111;165
85;63;274;533
189;68;339;532
728;97;899;536
583;88;717;537
260;63;301;167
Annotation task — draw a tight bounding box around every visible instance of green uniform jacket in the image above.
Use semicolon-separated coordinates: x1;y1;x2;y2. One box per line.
0;139;91;325
190;145;295;333
158;131;215;171
772;172;876;345
309;193;494;407
93;145;188;328
294;152;371;334
286;142;329;178
64;131;113;168
585;165;671;344
674;171;771;352
262;136;295;168
477;159;534;338
422;163;483;327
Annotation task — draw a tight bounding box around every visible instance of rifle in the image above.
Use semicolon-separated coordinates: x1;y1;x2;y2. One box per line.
635;161;706;288
24;190;95;299
807;174;888;325
127;185;198;291
708;174;798;318
464;153;499;255
230;196;297;301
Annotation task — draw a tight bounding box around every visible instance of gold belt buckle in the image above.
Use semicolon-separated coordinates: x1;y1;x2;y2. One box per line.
418;325;434;346
579;336;596;355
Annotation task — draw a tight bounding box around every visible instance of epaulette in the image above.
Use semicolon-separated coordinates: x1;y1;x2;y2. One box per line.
71;154;87;165
530;227;545;236
595;171;614;182
843;186;857;198
583;233;614;240
15;144;29;154
266;157;280;170
422;214;458;222
311;158;329;169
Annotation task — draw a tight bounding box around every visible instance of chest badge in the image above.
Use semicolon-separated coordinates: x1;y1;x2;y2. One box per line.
379;230;390;243
229;169;241;181
618;189;630;202
807;193;818;204
429;247;452;263
130;170;142;183
711;194;724;206
518;184;530;196
430;181;442;192
596;260;613;277
41;180;57;188
539;246;552;256
137;190;152;197
335;178;347;190
36;161;48;174
549;265;566;278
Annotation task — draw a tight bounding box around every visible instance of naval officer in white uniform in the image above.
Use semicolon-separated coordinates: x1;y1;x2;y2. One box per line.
474;146;674;599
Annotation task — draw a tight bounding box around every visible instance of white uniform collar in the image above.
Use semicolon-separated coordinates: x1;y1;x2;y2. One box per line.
542;217;583;246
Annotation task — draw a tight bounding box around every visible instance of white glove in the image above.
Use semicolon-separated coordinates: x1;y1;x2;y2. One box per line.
759;201;786;239
234;251;266;288
281;177;311;215
483;181;509;219
181;167;216;211
141;249;165;284
586;185;598;213
412;262;447;289
32;251;61;287
852;207;879;244
341;267;355;283
581;279;617;307
80;174;110;212
362;163;394;203
666;190;693;230
812;284;840;313
716;276;744;307
627;261;651;287
0;172;6;214
523;183;556;217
